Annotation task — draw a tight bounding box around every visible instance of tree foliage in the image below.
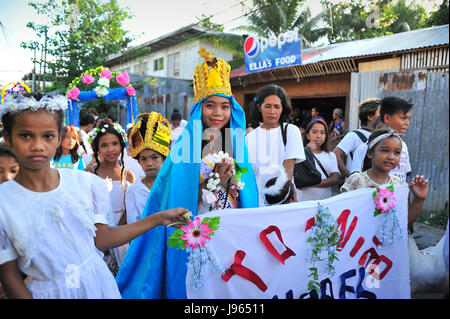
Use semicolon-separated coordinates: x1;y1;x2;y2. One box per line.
238;0;328;44
21;0;135;86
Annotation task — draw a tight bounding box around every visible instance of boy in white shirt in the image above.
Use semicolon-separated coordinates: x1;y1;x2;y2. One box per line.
334;98;381;177
125;112;171;223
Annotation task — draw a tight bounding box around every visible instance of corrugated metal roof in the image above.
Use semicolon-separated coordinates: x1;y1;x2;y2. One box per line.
304;24;449;65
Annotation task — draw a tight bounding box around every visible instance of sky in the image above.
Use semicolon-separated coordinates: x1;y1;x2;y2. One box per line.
0;0;440;86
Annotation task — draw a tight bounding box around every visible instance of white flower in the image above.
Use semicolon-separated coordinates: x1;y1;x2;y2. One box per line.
94;86;109;97
104;124;109;128
97;77;110;87
202;189;217;206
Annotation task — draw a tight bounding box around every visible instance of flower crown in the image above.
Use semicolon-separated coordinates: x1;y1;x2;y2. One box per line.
67;66;136;100
88;122;128;144
0;94;68;119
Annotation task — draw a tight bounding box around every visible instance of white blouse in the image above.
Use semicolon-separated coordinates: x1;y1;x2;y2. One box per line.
125;178;150;224
0;169;121;298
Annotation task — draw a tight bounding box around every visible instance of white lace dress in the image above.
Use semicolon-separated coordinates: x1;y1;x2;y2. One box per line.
103;178;130;275
0;169;121;299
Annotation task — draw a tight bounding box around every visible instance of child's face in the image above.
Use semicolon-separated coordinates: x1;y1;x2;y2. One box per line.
98;133;122;163
384;111;411;134
368;137;402;173
260;94;283;127
0;156;19;183
138;149;165;178
61;131;77;152
202;95;231;130
6;109;60;171
307;123;327;147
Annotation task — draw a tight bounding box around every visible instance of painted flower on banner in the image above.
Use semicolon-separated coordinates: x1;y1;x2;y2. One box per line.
181;217;213;249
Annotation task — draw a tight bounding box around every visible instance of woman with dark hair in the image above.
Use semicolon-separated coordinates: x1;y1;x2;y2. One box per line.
52;125;85;170
298;119;340;201
245;84;305;206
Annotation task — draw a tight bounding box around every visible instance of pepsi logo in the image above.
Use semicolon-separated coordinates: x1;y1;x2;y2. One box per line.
244;36;259;58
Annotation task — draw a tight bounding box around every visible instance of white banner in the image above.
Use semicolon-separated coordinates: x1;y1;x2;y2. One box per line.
185;185;411;299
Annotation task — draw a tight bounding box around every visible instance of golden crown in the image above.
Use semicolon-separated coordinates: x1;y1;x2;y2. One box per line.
129;112;171;158
193;47;232;103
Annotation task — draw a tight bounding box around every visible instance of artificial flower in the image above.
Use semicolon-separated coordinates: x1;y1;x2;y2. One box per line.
97;77;110;88
67;87;80;100
94;86;109;97
116;72;130;86
181;217;213;249
374;188;396;214
82;73;95;85
126;85;136;96
100;68;112;79
201;189;217;206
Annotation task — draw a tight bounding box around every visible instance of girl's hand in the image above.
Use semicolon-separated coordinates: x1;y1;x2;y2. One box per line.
216;158;234;187
158;208;192;227
410;175;429;200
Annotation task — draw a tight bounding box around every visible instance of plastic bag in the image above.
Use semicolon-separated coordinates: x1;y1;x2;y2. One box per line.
408;234;449;294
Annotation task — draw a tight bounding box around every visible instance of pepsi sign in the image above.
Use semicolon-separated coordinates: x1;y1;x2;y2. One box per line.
244;28;302;73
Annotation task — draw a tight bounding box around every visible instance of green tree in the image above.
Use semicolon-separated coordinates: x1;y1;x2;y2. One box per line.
321;0;397;43
428;0;449;26
21;0;135;87
239;0;328;44
386;0;429;33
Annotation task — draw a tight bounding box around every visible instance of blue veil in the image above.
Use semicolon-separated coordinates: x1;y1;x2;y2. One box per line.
116;93;259;298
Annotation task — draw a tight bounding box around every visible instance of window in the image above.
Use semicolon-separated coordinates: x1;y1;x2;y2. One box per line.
167;52;180;77
154;58;164;71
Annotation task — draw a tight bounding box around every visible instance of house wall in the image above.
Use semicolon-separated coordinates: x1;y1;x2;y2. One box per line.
108;41;233;81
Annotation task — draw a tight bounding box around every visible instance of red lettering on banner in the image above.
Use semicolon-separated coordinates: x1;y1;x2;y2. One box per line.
372;236;382;247
358;247;393;280
336;209;358;251
305;217;315;232
259;226;296;264
221;250;268;292
349;237;365;257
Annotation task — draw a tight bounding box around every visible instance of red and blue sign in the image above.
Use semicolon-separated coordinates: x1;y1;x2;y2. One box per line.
244;28;302;73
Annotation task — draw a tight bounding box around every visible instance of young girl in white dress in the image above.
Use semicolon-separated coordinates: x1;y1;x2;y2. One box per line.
298;120;340;201
86;120;135;275
125;112;171;223
0;93;189;298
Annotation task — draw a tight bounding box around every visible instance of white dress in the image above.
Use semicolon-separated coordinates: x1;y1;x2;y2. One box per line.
245;123;305;206
0;169;121;299
125;178;150;224
104;178;130;273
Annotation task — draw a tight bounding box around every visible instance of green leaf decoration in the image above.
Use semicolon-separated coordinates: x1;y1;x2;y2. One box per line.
373;209;382;217
387;184;395;192
373;190;378;200
168;229;186;250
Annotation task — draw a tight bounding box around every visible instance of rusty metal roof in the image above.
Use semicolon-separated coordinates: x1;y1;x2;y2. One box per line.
303;24;449;65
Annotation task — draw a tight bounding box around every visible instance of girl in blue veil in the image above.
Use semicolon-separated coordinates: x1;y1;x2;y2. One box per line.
116;48;259;298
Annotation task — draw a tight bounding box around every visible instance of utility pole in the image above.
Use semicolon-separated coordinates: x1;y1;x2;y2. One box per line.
43;27;47;89
32;47;36;92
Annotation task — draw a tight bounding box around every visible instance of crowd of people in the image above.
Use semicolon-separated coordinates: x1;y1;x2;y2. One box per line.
0;47;447;299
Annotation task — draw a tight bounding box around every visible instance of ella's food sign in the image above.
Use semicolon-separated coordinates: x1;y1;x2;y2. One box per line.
244;28;302;73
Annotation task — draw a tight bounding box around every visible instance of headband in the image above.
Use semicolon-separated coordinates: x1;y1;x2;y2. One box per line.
0;95;68;119
367;130;401;150
88;122;127;143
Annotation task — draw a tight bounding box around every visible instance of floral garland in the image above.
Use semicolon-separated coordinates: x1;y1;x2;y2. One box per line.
87;122;128;143
306;204;341;293
168;216;225;289
201;151;247;209
1;81;31;103
66;66;136;100
0;94;68;118
373;185;402;246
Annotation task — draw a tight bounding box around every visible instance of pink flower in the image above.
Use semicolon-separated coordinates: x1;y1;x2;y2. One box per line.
126;85;136;96
82;73;95;85
100;68;112;79
116;72;130;86
374;188;396;213
67;87;80;100
180;217;213;249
